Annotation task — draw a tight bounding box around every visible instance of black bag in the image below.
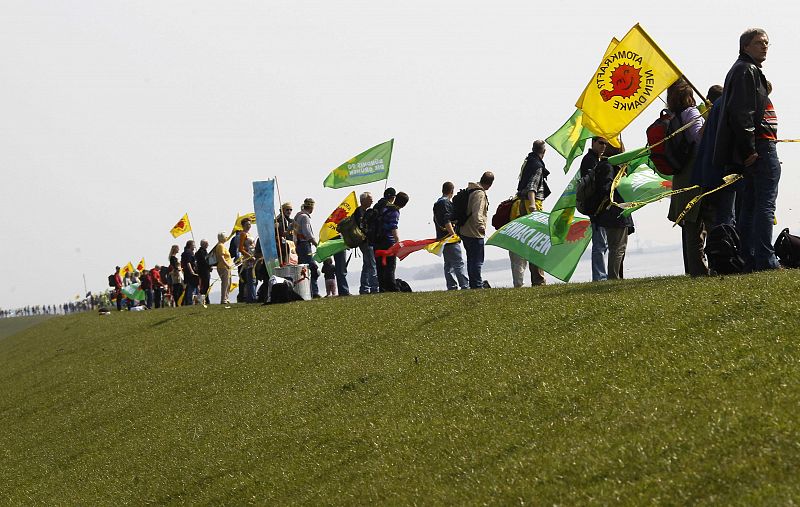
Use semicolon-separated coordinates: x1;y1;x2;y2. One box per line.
108;274;116;287
774;228;800;268
364;208;383;245
575;164;608;216
706;224;745;275
229;234;240;260
266;281;304;304
452;187;479;232
395;278;412;292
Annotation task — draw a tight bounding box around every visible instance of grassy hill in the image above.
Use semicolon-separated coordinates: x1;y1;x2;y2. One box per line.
1;271;799;505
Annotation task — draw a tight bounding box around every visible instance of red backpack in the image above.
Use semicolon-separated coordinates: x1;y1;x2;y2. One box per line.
646;109;693;176
491;198;515;230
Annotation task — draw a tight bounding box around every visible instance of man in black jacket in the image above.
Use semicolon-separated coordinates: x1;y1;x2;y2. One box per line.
580;137;609;281
713;28;781;271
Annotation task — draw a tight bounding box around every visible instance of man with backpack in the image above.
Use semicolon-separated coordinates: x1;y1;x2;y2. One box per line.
353;192;379;294
433;181;469;290
373;191;409;292
459;172;494;289
713;28;781;272
579;137;611;281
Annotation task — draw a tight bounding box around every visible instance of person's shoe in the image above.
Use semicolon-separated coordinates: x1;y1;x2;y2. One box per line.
312;294;322;299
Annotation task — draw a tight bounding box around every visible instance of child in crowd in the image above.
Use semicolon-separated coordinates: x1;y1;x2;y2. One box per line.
321;258;337;297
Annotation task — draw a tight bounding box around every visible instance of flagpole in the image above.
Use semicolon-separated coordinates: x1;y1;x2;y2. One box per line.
275;177;287;266
682;74;709;107
83;273;88;295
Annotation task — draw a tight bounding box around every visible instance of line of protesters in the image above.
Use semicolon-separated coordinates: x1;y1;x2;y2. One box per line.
104;28;784;310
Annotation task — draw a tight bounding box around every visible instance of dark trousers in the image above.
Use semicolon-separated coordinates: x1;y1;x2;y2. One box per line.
375;251;398;292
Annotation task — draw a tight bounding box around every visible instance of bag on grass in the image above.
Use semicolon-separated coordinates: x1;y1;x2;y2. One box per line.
706;224;745;274
774;228;800;268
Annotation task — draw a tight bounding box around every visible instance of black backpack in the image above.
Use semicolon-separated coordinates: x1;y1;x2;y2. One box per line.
364;207;383;245
646;109;694;176
575;162;609;216
229;234;240;260
706;224;745;275
395;278;412;292
774;228;800;268
452;188;479;231
108;274;116;287
338;215;366;248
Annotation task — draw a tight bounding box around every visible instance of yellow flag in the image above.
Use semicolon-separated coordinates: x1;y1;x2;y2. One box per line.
576;24;682;144
136;258;146;271
120;261;135;278
170;213;192;238
230;282;239;292
319;191;358;244
233;212;257;232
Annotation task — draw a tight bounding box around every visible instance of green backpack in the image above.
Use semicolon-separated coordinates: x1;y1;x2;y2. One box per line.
337;215;366;248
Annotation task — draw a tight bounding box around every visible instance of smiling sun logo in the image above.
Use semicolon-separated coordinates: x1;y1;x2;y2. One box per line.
600;64;641;102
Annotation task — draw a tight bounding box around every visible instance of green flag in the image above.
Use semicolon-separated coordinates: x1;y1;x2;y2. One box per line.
488;211;592;283
546;110;595;174
616;162;675;217
313;238;348;262
121;283;145;301
323;139;394;189
547;169;582;245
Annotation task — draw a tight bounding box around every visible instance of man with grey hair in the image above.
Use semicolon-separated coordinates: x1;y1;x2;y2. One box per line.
713;28;781;271
353;191;379;294
294;197;321;298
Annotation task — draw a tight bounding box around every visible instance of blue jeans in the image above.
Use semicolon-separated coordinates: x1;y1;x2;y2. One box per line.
333;250;350;296
296;241;319;297
461;236;485;289
442;242;469;290
183;279;198;305
738;141;781;271
359;244;379;294
240;267;256;303
591;223;608;281
708;186;737;228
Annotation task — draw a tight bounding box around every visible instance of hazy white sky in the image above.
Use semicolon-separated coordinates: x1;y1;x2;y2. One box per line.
1;1;798;308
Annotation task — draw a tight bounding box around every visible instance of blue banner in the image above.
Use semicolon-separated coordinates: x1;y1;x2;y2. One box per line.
252;180;278;274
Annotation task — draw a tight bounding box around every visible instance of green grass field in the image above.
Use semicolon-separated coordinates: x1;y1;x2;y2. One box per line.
1;271;799;505
0;315;51;341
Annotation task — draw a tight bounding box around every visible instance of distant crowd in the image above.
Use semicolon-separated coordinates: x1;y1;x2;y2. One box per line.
1;294;107;318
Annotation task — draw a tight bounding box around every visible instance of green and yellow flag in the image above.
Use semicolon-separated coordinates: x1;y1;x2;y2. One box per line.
323;139;394;189
546;109;596;174
577;24;681;145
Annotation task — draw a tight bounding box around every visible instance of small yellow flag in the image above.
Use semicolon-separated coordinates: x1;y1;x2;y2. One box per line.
170;213;192;238
576;24;682;145
319;191;358;244
136;258;146;271
120;261;135;278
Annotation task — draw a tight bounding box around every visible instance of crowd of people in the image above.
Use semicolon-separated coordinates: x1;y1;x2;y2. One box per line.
105;28;783;310
5;29;783;317
1;294;108;319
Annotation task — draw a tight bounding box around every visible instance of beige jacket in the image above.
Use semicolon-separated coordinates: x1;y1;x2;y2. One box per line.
460;182;488;238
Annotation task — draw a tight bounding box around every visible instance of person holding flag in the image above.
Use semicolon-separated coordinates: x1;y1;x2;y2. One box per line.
510;140;550;287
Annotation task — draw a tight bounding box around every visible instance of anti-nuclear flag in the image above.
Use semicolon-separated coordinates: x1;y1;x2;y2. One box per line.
323;139;394;189
488;211;592;283
253;180;278;275
319;191;358;244
136;258;146;272
233;212;257;232
120;261;135;278
547;170;582;245
577;24;682;145
170;213;192;238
